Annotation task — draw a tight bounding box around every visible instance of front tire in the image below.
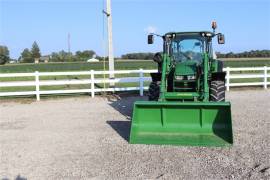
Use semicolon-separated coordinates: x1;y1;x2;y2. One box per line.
148;82;160;101
210;81;225;102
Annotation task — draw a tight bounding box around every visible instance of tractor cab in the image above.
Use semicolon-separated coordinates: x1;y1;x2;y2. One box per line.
169;32;211;64
167;32;211;93
149;31;226;98
169;32;216;94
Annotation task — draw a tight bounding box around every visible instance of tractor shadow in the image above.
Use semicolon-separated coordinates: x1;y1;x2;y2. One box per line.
106;92;146;119
106;93;146;141
106;121;131;141
2;174;27;180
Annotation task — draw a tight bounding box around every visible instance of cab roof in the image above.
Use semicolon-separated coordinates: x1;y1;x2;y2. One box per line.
165;31;214;36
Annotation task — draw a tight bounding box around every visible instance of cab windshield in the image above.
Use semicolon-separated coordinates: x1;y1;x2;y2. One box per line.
170;34;206;64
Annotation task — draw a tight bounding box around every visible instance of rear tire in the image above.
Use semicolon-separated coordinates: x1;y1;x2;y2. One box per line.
210;81;225;102
148;82;160;101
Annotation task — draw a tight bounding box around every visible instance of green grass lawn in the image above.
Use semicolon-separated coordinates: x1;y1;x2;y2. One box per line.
223;59;270;67
1;58;270;73
0;61;156;73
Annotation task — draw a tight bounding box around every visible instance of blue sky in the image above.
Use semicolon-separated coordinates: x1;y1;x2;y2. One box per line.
0;0;270;59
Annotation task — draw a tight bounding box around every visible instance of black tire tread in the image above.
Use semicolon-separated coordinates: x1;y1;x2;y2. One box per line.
148;82;160;101
210;81;225;102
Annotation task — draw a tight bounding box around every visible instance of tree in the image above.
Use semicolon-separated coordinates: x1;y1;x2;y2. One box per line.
50;50;74;62
50;52;60;62
31;41;41;59
121;52;155;60
0;45;10;65
21;48;34;63
0;45;9;56
216;50;270;58
75;50;95;61
0;54;9;65
58;50;70;62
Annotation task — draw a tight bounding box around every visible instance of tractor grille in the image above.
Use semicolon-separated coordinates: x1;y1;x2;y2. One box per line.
174;81;196;92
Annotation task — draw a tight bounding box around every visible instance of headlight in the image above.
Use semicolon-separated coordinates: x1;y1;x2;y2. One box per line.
175;76;184;80
187;75;196;80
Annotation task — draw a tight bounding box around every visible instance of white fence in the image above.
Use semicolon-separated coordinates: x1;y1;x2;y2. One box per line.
223;66;269;91
0;67;269;101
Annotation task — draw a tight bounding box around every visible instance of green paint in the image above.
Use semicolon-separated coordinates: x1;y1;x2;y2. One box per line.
164;92;199;100
159;54;169;101
130;101;233;146
203;53;209;101
174;61;197;76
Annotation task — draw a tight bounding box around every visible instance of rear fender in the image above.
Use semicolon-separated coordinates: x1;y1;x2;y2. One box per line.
150;73;162;82
211;59;224;72
211;72;226;81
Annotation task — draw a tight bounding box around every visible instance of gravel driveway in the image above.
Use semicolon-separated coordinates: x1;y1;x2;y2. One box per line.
0;90;269;179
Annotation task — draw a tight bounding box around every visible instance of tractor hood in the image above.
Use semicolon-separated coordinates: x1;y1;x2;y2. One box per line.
175;61;197;75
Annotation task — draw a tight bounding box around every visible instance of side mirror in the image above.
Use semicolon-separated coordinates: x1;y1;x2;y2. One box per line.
218;34;225;44
148;34;154;44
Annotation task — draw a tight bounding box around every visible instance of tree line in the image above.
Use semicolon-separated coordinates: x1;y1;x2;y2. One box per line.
50;50;96;62
1;42;270;65
216;50;270;58
18;42;97;63
121;52;155;60
122;50;270;60
0;42;99;64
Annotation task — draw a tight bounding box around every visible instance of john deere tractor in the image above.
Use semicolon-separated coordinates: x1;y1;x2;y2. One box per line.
129;22;233;146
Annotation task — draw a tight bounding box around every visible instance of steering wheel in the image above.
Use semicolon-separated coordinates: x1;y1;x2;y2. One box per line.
180;52;192;60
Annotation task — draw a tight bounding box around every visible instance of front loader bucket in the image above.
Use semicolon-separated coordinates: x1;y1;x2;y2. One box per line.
129;101;233;146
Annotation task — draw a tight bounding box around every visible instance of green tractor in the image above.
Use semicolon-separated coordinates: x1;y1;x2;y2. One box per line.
129;22;233;146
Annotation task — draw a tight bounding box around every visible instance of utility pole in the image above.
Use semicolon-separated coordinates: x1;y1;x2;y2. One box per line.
105;0;115;86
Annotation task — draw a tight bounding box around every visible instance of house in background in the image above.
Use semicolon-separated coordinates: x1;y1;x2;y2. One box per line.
87;54;99;62
34;58;39;63
8;59;18;64
39;56;50;63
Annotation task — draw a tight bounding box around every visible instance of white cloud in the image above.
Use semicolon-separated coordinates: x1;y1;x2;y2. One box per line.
144;25;157;34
